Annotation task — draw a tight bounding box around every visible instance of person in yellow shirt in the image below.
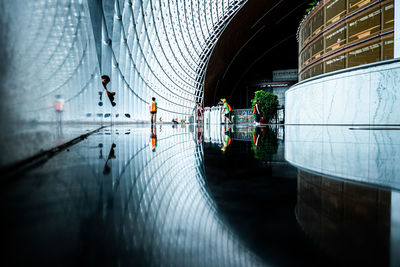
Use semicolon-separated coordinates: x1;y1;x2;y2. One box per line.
221;99;232;124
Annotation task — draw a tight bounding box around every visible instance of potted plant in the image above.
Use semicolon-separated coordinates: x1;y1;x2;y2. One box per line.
251;90;279;124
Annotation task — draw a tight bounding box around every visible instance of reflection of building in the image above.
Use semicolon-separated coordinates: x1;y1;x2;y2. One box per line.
296;170;392;266
298;0;394;81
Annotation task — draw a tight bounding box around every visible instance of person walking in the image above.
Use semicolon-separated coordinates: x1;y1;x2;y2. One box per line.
54;94;64;124
150;97;157;124
221;99;232;124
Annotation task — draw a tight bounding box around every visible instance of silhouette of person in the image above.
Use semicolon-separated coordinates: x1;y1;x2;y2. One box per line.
101;75;116;107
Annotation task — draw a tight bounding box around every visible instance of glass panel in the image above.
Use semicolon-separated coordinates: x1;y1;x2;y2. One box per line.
382;1;394;31
311;37;324;60
324;24;347;53
324;53;346;73
311;8;324;37
302;20;312;45
348;6;381;43
348;0;374;14
310;62;324;77
382;35;394;60
348;40;381;67
326;0;347;26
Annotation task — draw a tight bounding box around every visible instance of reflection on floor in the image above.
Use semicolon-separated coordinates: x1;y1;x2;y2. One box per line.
285;125;400;189
1;124;400;266
0;125;263;267
297;170;391;266
204;124;400;267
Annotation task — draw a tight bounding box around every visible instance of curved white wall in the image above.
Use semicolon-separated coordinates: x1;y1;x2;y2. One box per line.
285;59;400;125
0;0;247;165
1;0;247;123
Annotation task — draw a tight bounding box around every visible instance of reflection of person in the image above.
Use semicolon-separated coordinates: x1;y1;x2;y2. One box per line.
221;99;232;124
195;126;203;144
98;91;103;107
196;102;203;126
54;94;64;124
150;126;157;152
172;118;179;125
253;99;261;125
103;143;116;174
251;126;279;159
181;119;186;128
221;125;232;151
150;97;157;124
253;126;261;148
101;75;116;107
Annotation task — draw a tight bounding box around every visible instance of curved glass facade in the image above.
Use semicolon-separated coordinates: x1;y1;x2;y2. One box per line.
298;0;394;81
1;0;246;122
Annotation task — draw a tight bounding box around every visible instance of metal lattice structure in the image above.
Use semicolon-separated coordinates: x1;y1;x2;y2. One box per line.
2;0;246;122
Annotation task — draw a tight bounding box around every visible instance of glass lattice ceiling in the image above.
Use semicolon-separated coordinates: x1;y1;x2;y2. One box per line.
1;0;246;122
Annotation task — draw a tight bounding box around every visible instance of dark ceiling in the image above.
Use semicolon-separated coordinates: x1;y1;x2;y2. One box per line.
204;0;310;108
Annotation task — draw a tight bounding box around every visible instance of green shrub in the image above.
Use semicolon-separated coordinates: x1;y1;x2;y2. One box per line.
251;90;279;123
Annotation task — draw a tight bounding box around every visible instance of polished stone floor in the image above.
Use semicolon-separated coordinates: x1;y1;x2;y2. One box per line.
1;124;399;267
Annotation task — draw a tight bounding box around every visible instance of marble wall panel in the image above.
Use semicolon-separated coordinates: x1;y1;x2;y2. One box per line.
369;66;400;124
285;81;323;124
322;74;370;124
286;60;400;125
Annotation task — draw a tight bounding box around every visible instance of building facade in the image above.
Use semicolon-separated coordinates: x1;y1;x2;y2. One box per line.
286;0;400;125
298;0;395;81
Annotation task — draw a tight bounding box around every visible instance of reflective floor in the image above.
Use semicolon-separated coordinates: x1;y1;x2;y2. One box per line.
1;124;399;267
